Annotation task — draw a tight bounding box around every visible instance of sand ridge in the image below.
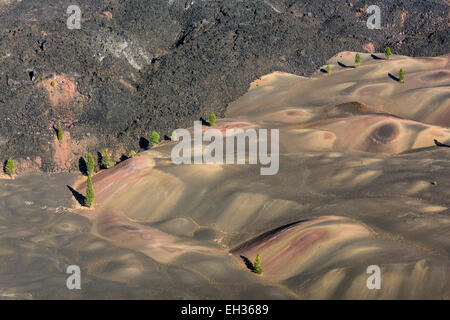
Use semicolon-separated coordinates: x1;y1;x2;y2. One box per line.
59;53;450;298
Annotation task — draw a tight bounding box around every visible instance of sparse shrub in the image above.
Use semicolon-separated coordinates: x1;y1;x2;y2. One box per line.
4;158;15;176
128;150;137;158
149;130;160;146
50;80;56;87
57;121;63;141
100;148;114;168
399;68;405;83
171;130;177;141
87;152;95;176
325;65;331;73
384;47;392;59
253;253;263;275
208;112;216;127
355;53;361;66
84;175;94;207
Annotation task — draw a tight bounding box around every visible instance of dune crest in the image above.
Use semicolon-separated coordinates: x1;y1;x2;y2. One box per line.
69;53;450;299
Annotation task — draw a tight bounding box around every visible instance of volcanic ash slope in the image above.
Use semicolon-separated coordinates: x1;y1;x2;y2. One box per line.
74;53;450;299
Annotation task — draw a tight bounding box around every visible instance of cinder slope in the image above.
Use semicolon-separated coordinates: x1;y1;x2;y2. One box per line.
1;0;449;173
69;53;450;299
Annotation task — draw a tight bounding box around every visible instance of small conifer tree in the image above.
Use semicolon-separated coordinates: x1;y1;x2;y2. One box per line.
4;158;15;176
385;47;392;59
355;53;361;66
57;122;63;141
171;130;177;141
87;152;95;176
84;175;94;207
253;253;263;275
325;65;331;73
149;130;160;146
101;148;114;168
208;112;216;127
399;68;405;83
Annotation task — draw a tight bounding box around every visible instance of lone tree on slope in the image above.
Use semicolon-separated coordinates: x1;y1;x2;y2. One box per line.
84;175;95;207
57;121;63;141
208;112;216;127
355;53;361;66
4;158;15;176
399;68;405;83
101;148;114;169
87;152;95;176
385;47;392;59
149;130;160;146
253;253;263;275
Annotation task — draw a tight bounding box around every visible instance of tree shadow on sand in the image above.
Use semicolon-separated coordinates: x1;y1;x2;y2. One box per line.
434;139;450;148
388;73;400;82
200;117;210;126
337;61;356;69
371;54;384;60
67;185;85;206
240;255;255;272
139;137;149;150
2;159;8;174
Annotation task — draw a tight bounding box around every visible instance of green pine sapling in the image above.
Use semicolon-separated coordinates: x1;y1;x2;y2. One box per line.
355;53;361;66
399;68;405;83
208;112;216;127
253;253;263;275
57;121;63;141
101;148;114;168
4;158;15;176
171;130;177;141
84;175;95;207
87;152;95;176
385;47;392;59
149;130;160;146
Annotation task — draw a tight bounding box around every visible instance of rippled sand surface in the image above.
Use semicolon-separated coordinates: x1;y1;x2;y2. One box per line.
0;174;293;299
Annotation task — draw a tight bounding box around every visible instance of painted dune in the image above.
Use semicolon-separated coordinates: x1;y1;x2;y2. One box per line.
67;52;450;299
